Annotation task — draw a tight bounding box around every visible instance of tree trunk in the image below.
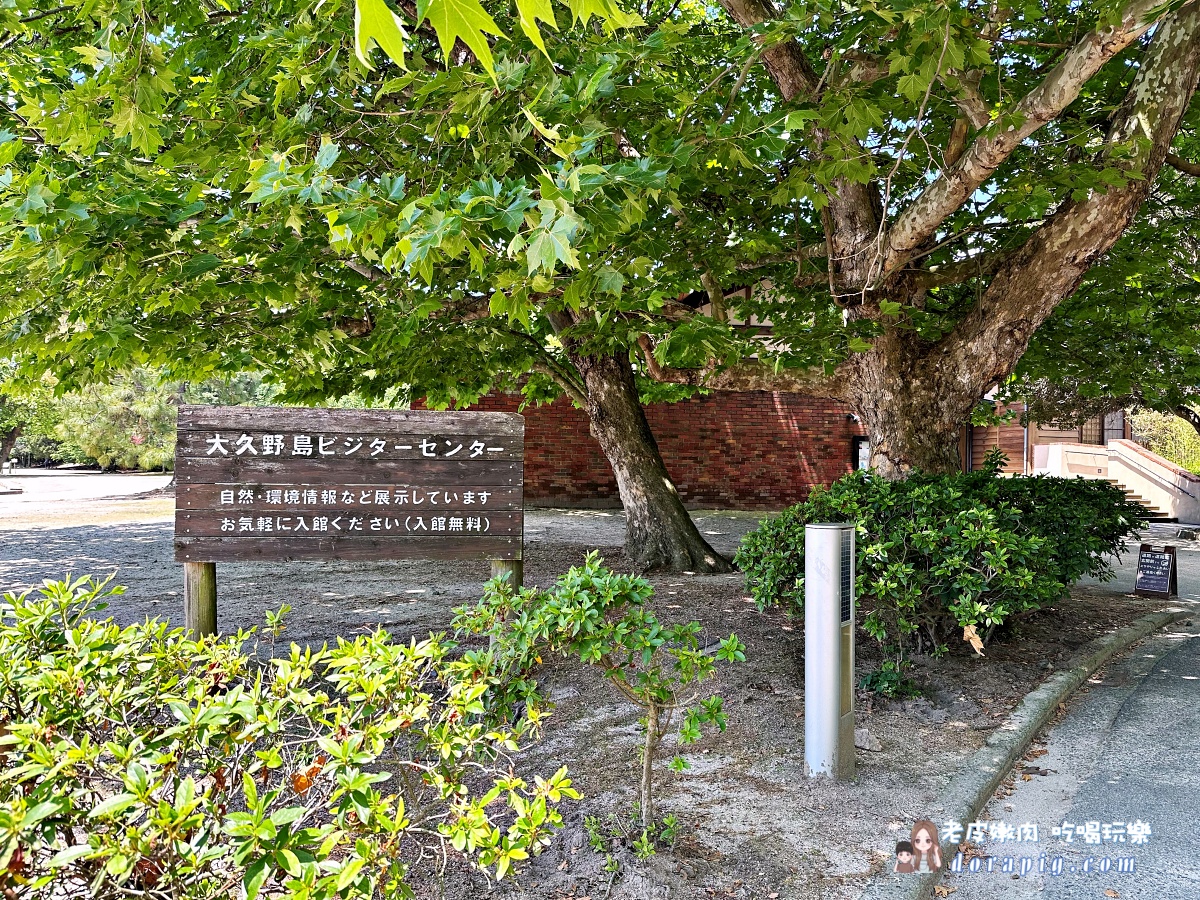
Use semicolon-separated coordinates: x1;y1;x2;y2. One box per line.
569;350;731;573
843;336;974;478
640;703;660;829
0;425;21;463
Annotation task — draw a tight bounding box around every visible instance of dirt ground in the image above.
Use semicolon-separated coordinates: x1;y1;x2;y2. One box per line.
0;474;1184;899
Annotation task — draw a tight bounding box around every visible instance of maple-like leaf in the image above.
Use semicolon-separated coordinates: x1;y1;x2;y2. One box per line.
515;0;556;57
416;0;504;77
355;0;408;70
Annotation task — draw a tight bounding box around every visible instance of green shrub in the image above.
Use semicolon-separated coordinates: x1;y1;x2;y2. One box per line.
735;453;1147;654
454;553;744;831
0;576;577;900
986;475;1150;585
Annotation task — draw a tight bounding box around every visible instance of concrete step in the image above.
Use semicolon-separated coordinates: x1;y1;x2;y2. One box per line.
1083;477;1170;516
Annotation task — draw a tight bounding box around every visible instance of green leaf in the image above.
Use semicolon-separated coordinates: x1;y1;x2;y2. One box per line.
336;857;365;890
48;846;96;868
243;857;269;900
181;254;223;278
515;0;556;56
88;793;138;819
109;105;160;156
276;848;303;876
314;139;340;172
416;0;504;77
848;336;873;353
23;799;66;827
595;266;624;296
355;0;409;70
566;0;642;28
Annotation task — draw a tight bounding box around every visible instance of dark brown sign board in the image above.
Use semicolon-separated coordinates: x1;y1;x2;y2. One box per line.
173;405;523;634
1134;544;1178;599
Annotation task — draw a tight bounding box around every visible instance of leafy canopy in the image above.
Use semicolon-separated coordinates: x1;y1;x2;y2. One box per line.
1;0;1193;408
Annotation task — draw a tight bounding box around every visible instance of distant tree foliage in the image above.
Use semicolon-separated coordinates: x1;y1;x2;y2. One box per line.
1130;408;1200;473
3;369;282;471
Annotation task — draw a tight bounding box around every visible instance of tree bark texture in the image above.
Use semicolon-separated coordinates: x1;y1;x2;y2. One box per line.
640;703;661;828
0;426;21;463
841;335;973;476
568;350;731;573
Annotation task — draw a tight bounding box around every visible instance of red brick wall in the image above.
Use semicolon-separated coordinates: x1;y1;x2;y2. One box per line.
460;392;866;510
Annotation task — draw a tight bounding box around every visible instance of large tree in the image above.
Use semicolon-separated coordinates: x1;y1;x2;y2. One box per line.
4;0;1200;569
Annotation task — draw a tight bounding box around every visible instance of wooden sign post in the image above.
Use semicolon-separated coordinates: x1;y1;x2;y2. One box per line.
174;405;523;636
1134;544;1178;599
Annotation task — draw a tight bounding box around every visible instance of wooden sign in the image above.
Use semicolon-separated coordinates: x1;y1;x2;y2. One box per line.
1134;544;1178;599
173;405;523;636
175;406;523;563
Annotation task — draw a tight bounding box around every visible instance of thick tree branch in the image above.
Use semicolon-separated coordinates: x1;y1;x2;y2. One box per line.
911;248;1015;288
717;0;883;289
1166;151;1200;176
701;271;728;323
346;259;388;282
532;361;588;407
650;358;842;396
716;0;819;97
939;1;1200;393
941;73;991;130
734;242;827;271
837;51;890;87
880;0;1168;282
944;118;971;167
638;335;842;396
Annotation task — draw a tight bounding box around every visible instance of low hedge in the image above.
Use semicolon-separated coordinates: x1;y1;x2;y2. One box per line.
0;577;576;900
735;452;1148;654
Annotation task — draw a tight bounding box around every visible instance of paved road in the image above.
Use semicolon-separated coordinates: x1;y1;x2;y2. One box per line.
942;616;1200;899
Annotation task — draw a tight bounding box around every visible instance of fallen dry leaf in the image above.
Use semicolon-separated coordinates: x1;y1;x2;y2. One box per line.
1104;891;1120;898
933;886;957;897
963;624;985;656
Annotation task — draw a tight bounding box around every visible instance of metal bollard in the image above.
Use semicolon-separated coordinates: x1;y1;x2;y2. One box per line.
804;523;856;780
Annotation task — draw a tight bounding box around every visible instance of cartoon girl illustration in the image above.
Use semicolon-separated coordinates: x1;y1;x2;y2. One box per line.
910;820;942;873
893;840;916;874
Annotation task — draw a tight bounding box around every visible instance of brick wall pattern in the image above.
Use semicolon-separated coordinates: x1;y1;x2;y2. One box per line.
455;392;867;510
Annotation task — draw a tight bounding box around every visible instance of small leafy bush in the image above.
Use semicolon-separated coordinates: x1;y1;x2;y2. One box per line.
735;452;1147;655
0;576;577;900
454;553;744;830
986;474;1149;585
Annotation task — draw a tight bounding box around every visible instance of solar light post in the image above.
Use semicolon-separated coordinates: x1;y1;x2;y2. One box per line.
804;523;856;780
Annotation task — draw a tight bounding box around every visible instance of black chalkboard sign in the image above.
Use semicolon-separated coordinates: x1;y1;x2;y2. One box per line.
1134;545;1178;599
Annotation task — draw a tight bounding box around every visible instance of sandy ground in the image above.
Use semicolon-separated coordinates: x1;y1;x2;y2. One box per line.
1;471;1195;900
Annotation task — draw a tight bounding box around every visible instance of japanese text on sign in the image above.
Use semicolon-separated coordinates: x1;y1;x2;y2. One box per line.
174;406;523;563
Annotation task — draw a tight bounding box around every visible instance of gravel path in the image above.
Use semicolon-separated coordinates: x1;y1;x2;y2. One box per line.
0;472;761;644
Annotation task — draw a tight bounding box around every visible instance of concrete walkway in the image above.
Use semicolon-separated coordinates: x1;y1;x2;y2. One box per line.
941;529;1200;900
0;467;172;504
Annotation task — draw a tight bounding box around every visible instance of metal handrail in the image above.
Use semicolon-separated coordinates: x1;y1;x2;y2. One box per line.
1108;447;1198;500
